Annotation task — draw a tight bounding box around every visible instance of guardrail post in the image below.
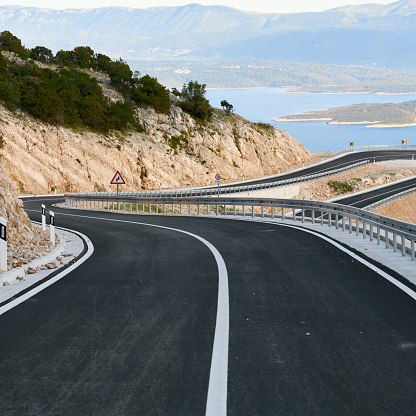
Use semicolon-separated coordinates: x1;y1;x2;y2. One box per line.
412;240;415;261
292;208;296;222
356;220;360;236
0;217;7;272
321;211;324;226
282;207;284;221
207;204;210;215
335;214;339;229
234;205;237;217
370;224;373;241
301;209;305;223
49;210;55;245
189;204;191;215
164;204;166;215
262;206;264;218
342;216;345;231
393;234;397;252
180;204;183;215
363;222;366;239
377;226;381;245
401;236;406;257
349;217;352;234
385;230;390;249
252;206;255;218
271;207;274;219
156;203;158;214
216;205;219;216
172;204;174;215
311;210;315;224
198;204;200;216
328;213;332;227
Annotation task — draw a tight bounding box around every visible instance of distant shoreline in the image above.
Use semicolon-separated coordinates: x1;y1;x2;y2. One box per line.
273;117;416;128
207;86;416;96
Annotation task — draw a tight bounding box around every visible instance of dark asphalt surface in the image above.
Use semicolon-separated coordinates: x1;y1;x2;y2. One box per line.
1;197;416;415
218;150;416;188
334;175;416;208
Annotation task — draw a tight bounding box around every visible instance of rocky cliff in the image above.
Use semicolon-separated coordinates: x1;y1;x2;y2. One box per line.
0;101;310;194
0;163;32;241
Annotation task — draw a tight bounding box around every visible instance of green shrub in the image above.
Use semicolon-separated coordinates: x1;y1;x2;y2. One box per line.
327;181;354;194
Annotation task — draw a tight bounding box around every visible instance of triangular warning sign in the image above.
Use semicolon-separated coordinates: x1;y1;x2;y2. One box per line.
110;171;125;185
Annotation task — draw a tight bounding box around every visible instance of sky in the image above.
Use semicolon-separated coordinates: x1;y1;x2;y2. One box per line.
0;0;395;14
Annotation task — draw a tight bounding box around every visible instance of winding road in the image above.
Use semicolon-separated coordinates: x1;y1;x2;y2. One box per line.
216;149;416;189
1;194;416;416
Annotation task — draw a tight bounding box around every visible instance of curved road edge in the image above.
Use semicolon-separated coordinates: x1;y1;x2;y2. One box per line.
0;225;94;316
277;222;416;300
230;215;416;295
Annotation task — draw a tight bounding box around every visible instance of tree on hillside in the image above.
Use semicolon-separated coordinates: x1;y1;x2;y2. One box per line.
94;53;112;72
72;46;95;68
54;49;74;67
131;74;170;114
107;58;133;87
180;80;212;121
0;31;23;54
221;99;234;115
30;46;53;63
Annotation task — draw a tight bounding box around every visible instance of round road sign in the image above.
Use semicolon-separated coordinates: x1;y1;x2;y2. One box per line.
215;174;221;180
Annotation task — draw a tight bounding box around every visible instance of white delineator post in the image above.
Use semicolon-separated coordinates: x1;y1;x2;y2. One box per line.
49;211;55;245
0;216;7;272
41;204;46;230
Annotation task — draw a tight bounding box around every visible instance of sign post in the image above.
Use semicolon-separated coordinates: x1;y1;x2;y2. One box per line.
215;174;221;197
0;216;7;272
41;204;46;230
110;171;125;210
49;211;55;245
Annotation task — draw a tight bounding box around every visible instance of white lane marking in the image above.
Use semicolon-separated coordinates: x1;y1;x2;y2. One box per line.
38;210;229;416
253;219;416;301
0;228;94;316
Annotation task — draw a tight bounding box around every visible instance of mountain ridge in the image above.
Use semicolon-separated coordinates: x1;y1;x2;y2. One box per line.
1;2;416;68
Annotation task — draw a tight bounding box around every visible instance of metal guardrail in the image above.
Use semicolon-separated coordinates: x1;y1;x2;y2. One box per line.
64;194;416;263
326;144;416;156
364;185;416;211
68;159;369;200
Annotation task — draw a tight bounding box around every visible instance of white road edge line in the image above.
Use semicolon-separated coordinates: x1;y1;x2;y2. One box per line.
39;210;229;416
0;227;94;316
255;219;416;301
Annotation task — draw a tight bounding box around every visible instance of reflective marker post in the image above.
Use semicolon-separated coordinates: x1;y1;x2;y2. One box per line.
0;216;7;271
42;204;46;230
49;211;55;245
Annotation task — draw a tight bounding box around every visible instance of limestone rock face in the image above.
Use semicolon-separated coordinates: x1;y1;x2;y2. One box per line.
0;102;310;194
0;164;32;240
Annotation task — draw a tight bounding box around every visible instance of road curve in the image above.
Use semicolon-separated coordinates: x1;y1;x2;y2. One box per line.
216;150;416;189
1;197;416;415
334;175;416;208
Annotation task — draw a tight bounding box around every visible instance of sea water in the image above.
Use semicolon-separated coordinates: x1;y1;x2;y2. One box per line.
205;88;416;152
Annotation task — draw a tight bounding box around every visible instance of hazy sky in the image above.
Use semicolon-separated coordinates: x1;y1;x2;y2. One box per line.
0;0;395;14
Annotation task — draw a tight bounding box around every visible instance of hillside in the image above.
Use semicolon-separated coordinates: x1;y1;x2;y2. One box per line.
275;100;416;127
0;103;310;194
1;1;416;69
0;36;310;194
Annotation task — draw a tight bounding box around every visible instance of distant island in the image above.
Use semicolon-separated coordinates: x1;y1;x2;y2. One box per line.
274;100;416;128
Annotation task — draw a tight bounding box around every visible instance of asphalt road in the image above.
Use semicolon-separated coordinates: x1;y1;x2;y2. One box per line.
334;175;416;208
1;197;416;415
217;149;416;189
